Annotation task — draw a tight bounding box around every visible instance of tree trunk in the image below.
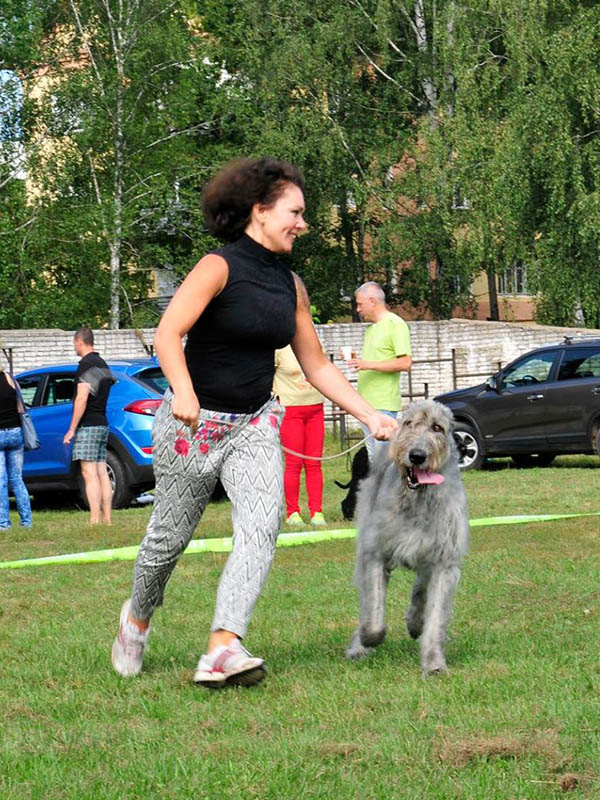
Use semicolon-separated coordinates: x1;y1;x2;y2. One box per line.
446;2;456;115
339;194;356;269
487;267;499;321
339;194;361;319
109;155;123;328
430;253;440;319
414;0;438;116
109;238;121;329
357;216;366;283
109;25;125;330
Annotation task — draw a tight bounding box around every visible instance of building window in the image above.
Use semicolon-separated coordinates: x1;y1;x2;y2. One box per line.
498;262;528;295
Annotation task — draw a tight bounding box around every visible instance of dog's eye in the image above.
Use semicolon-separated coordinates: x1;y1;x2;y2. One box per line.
403;420;412;427
432;424;444;433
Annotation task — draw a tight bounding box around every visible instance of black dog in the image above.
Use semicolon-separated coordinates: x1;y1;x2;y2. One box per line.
334;446;369;520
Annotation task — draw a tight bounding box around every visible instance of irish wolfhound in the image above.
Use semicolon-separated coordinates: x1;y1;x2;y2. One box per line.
346;399;469;675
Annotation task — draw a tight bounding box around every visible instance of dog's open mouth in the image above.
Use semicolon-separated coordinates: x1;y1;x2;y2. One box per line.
406;467;445;490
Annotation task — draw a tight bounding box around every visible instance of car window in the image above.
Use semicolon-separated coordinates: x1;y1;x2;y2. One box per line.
17;376;42;407
557;346;600;381
135;366;168;394
502;351;556;387
42;375;76;406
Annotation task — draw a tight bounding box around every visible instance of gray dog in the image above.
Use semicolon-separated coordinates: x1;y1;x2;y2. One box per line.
346;399;469;675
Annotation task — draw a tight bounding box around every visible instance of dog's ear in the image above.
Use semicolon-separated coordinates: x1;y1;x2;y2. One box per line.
436;401;455;429
388;429;401;462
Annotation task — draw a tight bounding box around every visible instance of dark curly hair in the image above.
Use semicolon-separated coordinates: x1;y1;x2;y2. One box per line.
202;157;305;242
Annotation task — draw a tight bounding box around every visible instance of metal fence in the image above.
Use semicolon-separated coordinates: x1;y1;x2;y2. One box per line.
332;349;504;451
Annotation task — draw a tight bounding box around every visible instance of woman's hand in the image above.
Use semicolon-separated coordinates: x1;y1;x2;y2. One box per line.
365;412;398;441
171;390;201;433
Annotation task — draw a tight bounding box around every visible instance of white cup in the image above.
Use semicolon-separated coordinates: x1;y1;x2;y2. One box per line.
341;346;353;361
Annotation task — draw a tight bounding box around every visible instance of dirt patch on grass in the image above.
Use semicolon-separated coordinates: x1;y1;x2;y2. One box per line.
559;773;580;792
437;728;565;768
437;732;600;792
317;742;361;758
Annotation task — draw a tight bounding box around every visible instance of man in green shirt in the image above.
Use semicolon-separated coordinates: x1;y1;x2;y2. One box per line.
347;282;412;461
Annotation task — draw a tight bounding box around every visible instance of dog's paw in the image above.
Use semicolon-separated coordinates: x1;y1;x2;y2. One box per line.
421;653;448;676
346;643;374;660
346;631;375;661
407;623;423;640
422;664;449;677
405;612;423;640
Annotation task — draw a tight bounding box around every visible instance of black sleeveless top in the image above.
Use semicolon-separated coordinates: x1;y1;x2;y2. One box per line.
0;372;20;430
184;234;297;412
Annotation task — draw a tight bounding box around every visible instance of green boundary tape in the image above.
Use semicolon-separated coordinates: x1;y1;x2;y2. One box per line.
2;512;600;570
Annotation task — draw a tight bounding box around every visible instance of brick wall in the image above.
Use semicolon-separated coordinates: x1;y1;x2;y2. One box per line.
2;320;598;418
0;328;156;373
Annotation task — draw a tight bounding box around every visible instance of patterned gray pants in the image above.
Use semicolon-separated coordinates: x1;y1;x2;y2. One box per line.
131;392;284;638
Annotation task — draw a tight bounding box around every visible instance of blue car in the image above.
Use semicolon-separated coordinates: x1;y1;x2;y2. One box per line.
16;358;167;508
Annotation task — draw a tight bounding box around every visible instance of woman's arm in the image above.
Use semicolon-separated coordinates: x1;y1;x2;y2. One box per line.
154;254;228;431
290;275;397;439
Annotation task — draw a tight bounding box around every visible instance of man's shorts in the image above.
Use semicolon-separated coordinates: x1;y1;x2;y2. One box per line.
72;425;109;462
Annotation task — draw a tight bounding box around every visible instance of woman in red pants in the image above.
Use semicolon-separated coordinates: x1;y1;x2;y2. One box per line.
274;344;326;526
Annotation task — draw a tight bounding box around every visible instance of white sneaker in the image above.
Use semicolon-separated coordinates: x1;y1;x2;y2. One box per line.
111;599;151;677
193;639;265;688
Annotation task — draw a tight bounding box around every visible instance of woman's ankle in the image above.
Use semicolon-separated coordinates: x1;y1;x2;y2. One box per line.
208;629;238;653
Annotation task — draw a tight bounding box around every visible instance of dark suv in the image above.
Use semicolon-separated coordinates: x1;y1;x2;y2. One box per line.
435;337;600;469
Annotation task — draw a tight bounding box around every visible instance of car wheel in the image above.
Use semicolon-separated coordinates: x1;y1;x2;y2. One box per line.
78;450;135;509
511;453;556;468
594;429;600;460
453;424;484;470
106;451;136;509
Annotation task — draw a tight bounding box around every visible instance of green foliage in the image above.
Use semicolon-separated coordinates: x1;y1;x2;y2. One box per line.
1;1;600;327
514;1;600;326
2;0;219;328
0;181;37;327
200;0;416;320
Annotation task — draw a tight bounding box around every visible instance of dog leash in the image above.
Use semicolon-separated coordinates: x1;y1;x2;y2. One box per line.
180;411;376;462
281;435;374;462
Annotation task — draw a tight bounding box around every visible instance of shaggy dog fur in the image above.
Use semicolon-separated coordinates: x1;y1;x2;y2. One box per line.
346;399;469;675
334;446;369;520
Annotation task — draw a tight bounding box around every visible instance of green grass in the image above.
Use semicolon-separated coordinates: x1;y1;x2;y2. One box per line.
1;443;600;798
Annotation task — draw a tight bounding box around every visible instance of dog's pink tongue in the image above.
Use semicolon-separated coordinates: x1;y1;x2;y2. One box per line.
415;468;445;485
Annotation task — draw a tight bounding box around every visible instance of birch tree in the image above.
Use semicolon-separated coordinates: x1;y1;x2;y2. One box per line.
24;0;214;328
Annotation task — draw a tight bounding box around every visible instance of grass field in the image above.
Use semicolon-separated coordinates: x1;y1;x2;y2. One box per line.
1;444;599;799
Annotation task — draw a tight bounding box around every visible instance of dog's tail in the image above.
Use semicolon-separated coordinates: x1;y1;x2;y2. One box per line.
334;479;352;490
